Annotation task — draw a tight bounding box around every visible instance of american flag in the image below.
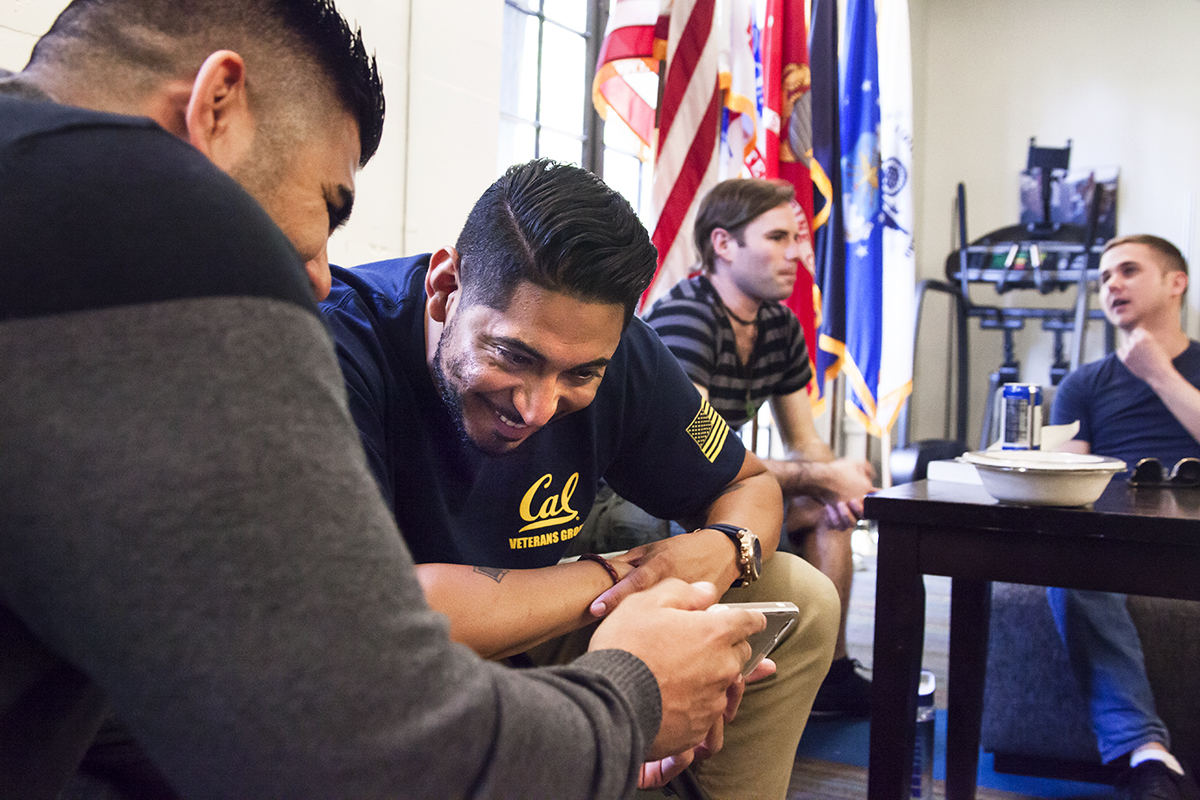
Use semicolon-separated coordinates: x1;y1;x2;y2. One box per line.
592;0;663;154
687;400;731;462
646;0;721;309
594;0;722;311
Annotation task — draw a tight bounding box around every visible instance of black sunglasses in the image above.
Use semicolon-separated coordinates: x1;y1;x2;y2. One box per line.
1128;457;1200;488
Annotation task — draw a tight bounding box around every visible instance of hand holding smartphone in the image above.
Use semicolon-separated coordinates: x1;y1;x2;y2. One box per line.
708;601;799;676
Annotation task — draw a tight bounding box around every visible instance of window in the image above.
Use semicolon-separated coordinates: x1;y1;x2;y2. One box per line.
499;1;604;173
499;0;651;217
599;105;653;218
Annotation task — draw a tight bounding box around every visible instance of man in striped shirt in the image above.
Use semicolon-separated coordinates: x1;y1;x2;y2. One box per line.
645;178;876;717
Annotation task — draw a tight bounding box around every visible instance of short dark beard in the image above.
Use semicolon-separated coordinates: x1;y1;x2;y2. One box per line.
430;326;472;447
430;319;511;457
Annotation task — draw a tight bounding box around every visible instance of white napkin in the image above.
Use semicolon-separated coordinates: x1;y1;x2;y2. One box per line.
987;420;1080;452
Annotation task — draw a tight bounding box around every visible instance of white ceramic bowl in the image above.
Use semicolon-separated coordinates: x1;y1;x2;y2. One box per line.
960;450;1127;506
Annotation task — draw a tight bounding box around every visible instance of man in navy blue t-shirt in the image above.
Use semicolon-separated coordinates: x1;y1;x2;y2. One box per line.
1049;234;1200;800
322;160;840;799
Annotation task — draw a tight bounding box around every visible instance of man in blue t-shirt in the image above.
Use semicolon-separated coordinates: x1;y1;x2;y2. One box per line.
321;160;840;799
1050;234;1200;800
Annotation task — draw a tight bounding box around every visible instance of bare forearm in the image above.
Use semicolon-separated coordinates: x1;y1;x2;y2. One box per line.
592;452;785;615
617;463;782;601
417;561;626;659
772;424;836;491
1118;329;1200;445
764;456;832;499
700;469;783;558
1144;368;1200;446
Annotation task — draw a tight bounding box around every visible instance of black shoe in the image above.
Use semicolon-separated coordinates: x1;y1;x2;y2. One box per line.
1120;760;1200;800
811;657;871;718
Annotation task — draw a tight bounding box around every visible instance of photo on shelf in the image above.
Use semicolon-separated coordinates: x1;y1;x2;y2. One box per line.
1019;166;1119;242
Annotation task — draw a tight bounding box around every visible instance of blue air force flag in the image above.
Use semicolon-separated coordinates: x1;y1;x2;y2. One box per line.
823;0;884;435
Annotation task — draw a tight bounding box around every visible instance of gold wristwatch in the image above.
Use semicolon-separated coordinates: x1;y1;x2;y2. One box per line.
705;523;762;587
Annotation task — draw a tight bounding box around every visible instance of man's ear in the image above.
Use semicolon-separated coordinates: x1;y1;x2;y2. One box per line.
711;227;736;263
426;247;462;323
184;50;255;172
1170;269;1189;300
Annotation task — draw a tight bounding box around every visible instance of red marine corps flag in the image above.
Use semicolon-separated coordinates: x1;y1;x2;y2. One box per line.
759;0;818;376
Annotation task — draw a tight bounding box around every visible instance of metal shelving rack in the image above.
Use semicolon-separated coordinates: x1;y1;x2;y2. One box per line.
896;143;1115;471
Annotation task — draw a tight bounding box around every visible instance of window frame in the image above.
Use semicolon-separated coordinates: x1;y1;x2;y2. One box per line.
500;0;608;175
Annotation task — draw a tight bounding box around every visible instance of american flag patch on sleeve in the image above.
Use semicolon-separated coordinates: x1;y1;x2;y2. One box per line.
686;400;730;463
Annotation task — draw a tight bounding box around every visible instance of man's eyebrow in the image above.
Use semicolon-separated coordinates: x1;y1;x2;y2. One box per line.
489;335;611;370
571;355;613;371
1100;260;1137;281
484;335;545;365
326;184;355;232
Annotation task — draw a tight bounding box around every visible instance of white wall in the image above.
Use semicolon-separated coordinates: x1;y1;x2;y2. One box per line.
324;0;411;266
906;0;1200;447
0;2;59;62
0;0;503;267
399;1;503;255
322;0;501;264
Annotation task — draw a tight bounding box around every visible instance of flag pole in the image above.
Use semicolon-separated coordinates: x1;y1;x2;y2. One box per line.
828;374;842;453
881;428;892;488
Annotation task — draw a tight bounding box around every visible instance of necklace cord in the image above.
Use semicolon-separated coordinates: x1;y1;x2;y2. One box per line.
715;294;758;326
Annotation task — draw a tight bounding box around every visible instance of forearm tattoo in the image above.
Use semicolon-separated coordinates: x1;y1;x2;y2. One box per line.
473;566;510;583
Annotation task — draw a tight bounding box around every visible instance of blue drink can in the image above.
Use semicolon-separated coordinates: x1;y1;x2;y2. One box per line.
1001;383;1042;450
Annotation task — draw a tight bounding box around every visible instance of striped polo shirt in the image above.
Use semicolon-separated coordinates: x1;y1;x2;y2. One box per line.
644;274;813;430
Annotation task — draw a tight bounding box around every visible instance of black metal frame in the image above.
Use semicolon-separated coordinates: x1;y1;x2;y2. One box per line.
898;171;1113;458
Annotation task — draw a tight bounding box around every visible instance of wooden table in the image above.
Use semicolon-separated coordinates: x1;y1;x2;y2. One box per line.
864;478;1200;800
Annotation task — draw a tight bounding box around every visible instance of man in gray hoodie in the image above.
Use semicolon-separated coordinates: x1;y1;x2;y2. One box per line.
0;2;766;797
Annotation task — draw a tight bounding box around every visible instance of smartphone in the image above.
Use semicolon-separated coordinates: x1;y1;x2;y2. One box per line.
708;601;799;676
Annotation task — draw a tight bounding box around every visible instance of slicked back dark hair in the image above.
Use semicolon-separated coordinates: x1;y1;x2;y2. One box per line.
694;178;796;273
453;160;657;327
27;0;384;166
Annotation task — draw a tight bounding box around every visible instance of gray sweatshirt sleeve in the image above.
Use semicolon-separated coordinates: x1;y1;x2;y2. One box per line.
0;297;660;799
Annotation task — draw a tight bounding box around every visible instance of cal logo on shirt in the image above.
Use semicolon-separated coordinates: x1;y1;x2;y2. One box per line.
687;400;730;463
509;472;585;551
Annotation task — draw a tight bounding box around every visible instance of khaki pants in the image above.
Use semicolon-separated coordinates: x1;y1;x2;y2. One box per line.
529;552;839;799
687;553;839;799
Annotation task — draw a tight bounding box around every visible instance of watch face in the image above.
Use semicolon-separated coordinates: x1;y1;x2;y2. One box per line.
711;524;762;585
749;535;762;578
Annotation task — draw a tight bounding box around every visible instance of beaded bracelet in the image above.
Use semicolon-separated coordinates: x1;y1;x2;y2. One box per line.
579;553;620;586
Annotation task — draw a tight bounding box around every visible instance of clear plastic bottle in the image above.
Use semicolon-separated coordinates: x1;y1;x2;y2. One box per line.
911;669;936;798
